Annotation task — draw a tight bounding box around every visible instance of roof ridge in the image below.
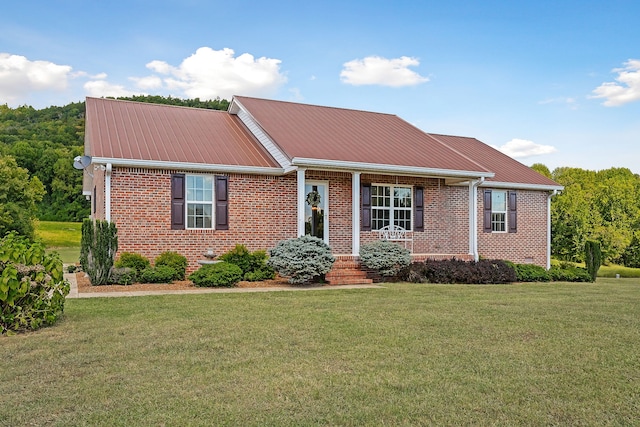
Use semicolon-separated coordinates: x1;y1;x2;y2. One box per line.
414;130;491;174
233;95;397;117
86;96;227;113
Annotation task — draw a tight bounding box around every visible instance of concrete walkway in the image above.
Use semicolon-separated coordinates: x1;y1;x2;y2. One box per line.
64;272;383;299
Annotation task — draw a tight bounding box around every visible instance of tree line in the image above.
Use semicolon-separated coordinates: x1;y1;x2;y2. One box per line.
1;96;639;266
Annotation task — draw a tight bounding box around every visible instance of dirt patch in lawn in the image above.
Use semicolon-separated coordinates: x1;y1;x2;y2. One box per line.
75;272;299;293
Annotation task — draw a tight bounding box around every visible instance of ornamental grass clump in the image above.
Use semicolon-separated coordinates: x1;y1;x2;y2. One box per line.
359;240;410;278
267;236;335;284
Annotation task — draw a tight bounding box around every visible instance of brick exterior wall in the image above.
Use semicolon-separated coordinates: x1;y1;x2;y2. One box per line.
93;167;549;272
477;189;548;267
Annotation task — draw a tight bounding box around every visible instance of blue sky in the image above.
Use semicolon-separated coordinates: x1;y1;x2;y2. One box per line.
1;0;639;173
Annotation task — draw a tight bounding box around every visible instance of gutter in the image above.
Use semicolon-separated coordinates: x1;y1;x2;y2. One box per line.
547;189;559;270
291;157;495;180
90;157;285;176
105;163;112;222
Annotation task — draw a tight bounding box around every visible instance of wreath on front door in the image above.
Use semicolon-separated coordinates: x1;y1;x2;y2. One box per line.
306;190;321;207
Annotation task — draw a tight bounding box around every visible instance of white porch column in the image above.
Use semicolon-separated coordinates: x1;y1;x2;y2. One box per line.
468;178;482;262
352;172;361;256
297;168;306;237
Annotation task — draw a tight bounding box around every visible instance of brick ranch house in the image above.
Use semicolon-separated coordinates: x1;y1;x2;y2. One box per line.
81;96;563;280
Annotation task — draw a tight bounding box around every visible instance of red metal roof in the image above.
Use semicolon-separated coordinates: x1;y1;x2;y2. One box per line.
85;97;280;169
431;133;560;186
234;96;490;174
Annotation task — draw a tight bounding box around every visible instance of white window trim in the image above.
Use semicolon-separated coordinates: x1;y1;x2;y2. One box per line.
491;190;507;233
371;183;413;231
186;174;215;230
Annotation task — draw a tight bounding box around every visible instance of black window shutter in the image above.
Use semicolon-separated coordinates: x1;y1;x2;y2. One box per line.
483;189;492;233
414;186;424;232
508;191;517;233
171;174;185;230
361;183;371;231
215;175;229;230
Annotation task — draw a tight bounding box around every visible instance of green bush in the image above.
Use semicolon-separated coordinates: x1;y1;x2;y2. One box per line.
620;235;640;268
80;219;118;285
155;251;188;280
189;262;243;287
108;267;137;285
218;245;275;281
267;236;335;284
359;240;411;277
139;265;176;284
0;232;70;335
114;252;150;273
549;263;591;282
585;240;602;282
513;264;550;282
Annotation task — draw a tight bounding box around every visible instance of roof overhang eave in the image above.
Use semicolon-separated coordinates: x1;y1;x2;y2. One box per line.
478;180;564;192
90;157;285;176
291;157;494;180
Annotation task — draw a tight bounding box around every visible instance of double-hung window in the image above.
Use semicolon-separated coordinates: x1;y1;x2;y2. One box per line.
371;185;412;230
186;175;213;229
491;190;507;232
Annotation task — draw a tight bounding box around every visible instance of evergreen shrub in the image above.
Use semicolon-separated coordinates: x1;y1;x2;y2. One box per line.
402;258;516;284
0;232;70;335
219;245;275;281
189;262;243;287
267;236;335;284
108;267;136;285
359;240;410;278
584;240;602;282
80;219;118;286
139;265;177;284
620;235;640;268
513;263;550;282
114;252;150;274
548;263;591;282
155;251;188;280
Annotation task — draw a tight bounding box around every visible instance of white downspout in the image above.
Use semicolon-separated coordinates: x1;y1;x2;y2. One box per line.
105;163;112;222
352;172;361;256
297;168;306;237
547;189;558;270
469;177;484;261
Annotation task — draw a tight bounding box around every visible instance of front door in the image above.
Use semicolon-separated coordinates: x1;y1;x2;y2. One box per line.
304;181;329;245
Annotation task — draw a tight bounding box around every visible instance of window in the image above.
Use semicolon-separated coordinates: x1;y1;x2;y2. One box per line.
186;175;213;229
371;185;412;230
483;189;517;233
491;190;507;232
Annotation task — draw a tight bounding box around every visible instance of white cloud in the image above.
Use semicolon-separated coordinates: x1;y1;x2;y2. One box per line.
493;139;557;158
139;47;287;99
0;53;73;104
131;75;163;90
340;55;429;87
84;76;142;98
591;59;640;106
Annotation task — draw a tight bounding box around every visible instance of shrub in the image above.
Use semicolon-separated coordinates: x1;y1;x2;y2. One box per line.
402;258;516;284
359;240;410;278
114;252;150;273
218;245;275;281
189;262;243;287
267;236;335;284
155;251;188;280
80;219;118;285
139;265;176;284
584;240;602;282
549;264;591;282
0;232;70;335
244;265;276;282
108;267;137;285
513;263;550;282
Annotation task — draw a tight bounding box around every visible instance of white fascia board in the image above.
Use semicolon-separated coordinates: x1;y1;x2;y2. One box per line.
291;157;495;180
230;98;292;170
90;157;285;176
479;181;564;192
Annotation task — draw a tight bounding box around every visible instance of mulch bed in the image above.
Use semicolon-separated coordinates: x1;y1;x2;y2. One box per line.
75;272;299;293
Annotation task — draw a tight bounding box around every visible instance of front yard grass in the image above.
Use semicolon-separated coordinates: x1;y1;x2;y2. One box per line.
2;280;639;425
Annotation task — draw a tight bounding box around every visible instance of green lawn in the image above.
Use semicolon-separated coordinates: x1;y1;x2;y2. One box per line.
35;220;82;264
2;280;639;426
